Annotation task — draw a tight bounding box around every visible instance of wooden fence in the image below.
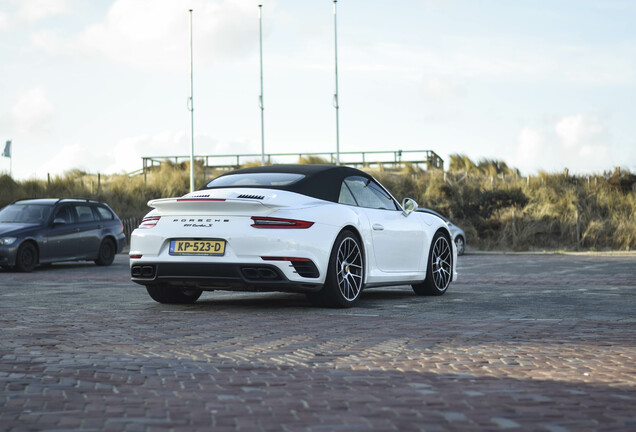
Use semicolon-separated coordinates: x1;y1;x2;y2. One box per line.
122;217;141;244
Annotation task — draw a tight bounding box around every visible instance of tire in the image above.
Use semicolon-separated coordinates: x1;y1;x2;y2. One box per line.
307;230;364;308
146;285;203;304
412;231;452;296
455;236;465;256
15;242;38;273
95;238;116;266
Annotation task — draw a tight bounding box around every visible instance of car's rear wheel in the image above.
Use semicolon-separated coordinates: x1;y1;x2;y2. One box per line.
95;238;116;266
146;285;203;304
412;231;452;296
455;235;465;256
15;242;38;272
307;230;364;308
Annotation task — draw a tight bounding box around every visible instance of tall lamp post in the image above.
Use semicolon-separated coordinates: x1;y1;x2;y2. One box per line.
258;4;265;166
333;0;340;166
188;9;195;192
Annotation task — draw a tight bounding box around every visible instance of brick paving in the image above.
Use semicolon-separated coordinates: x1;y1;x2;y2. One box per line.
1;253;635;431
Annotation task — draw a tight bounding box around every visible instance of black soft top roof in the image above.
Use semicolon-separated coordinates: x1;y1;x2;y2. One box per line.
199;164;373;203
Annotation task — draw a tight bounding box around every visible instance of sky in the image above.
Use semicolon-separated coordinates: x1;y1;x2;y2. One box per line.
1;0;635;180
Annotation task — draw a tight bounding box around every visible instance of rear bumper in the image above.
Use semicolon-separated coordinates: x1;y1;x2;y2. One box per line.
130;262;322;293
115;232;126;254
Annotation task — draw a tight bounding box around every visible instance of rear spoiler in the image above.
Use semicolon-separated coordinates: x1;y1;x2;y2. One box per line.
147;197;287;215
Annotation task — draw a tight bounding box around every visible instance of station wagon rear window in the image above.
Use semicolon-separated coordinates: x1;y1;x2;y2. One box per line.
205;173;305;188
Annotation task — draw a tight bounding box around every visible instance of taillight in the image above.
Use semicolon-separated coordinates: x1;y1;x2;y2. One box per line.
250;216;314;229
139;216;160;229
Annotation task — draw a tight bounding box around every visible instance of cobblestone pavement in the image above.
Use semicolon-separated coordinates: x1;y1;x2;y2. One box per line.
1;253;635;431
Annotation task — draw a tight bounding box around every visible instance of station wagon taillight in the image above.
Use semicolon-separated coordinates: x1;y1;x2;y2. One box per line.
139;216;160;228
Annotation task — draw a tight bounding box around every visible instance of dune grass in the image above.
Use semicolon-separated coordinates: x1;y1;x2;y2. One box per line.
1;155;634;251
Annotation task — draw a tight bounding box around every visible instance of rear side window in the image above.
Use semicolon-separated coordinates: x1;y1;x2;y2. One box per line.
338;183;357;206
94;206;114;220
205;173;305;188
75;205;96;222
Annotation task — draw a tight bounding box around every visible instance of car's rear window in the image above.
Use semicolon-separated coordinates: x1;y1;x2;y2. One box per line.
205;173;305;188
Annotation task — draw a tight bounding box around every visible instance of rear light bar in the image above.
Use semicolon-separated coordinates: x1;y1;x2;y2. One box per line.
251;216;314;229
139;216;160;228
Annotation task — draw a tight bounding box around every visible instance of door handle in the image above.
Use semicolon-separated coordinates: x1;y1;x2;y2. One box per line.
372;224;384;231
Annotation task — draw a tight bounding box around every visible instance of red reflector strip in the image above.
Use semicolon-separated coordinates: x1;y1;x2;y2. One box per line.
251;216;314;229
129;254;142;259
261;257;312;262
177;198;226;202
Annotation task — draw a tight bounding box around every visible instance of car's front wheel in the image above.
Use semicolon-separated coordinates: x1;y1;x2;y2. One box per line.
307;230;364;308
15;242;38;272
412;231;452;296
146;285;203;304
95;238;116;266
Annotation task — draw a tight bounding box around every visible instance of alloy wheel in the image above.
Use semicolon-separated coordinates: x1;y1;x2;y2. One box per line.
431;236;452;290
336;237;363;301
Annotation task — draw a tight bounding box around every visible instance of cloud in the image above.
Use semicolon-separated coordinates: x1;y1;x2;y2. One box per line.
104;130;256;174
516;127;546;166
0;0;70;30
513;114;612;174
0;10;7;30
34;0;260;70
10;87;56;135
341;35;636;88
18;0;70;23
422;76;466;100
555;114;606;149
106;131;188;174
38;143;109;177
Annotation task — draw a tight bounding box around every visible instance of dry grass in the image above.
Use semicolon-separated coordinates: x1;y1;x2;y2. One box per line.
1;156;634;251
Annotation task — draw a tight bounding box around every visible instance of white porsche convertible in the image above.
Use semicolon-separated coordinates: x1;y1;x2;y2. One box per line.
130;165;457;308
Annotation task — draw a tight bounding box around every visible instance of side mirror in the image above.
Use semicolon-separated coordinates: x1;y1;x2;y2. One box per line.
52;218;67;226
402;198;418;216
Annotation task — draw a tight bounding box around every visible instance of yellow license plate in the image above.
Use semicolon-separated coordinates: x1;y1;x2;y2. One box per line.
169;239;225;256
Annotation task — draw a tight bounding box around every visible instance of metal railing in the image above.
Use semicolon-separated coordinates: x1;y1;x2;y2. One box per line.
138;150;443;179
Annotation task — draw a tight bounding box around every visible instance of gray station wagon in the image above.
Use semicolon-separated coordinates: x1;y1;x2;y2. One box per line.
0;198;126;272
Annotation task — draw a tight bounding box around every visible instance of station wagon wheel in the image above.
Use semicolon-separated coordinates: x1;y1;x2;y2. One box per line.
307;230;364;308
95;238;116;266
412;231;452;296
146;285;203;304
15;242;38;272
